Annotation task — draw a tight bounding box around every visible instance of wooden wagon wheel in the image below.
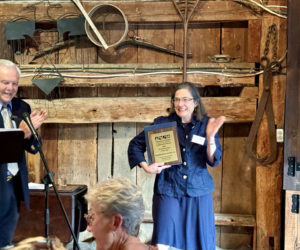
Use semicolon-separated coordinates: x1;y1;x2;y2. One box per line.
172;0;200;82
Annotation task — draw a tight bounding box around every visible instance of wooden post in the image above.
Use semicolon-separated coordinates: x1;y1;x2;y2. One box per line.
256;12;287;250
284;0;300;249
0;22;12;60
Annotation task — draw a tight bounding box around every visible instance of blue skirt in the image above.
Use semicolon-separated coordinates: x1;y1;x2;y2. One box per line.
152;193;215;250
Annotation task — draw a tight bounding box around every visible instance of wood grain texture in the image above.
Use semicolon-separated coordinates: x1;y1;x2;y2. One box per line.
40;124;59;183
144;212;256;227
0;1;259;23
138;23;175;64
222;21;248;62
248;19;262;62
186;22;220;63
98;123;113;182
284;0;299;191
97;24;138;64
284;190;300;250
19;63;256;87
57;124;97;187
221;123;256;248
113;123;137;183
24;96;256;123
136;123;155;217
0;22;12;60
208;127;223;214
256;14;286;250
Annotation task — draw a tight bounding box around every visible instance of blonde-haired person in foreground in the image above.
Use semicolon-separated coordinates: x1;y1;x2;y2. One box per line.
10;236;66;250
85;177;157;250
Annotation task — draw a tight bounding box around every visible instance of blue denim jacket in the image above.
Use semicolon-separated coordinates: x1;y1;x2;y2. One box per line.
128;113;222;197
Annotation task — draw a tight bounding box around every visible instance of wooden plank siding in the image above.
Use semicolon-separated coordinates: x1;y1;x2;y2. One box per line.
0;1;259;23
217;13;255;248
57;123;98;187
0;0;287;249
220;123;256;248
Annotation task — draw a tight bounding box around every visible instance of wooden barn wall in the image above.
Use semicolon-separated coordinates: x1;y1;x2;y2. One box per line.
0;0;287;249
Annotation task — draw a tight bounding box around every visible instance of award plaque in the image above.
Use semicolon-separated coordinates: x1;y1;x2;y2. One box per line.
144;122;182;165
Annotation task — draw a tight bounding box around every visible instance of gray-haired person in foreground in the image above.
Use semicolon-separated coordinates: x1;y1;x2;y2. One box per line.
84;177;157;250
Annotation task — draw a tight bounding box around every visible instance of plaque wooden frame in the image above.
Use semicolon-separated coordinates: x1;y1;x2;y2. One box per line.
144;122;182;165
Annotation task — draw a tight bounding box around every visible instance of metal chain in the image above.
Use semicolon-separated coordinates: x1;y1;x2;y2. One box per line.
261;23;281;72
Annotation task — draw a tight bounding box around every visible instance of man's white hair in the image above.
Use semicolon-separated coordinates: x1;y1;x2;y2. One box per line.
0;59;21;77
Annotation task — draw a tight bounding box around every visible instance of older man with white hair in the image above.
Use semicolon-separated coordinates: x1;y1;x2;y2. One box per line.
0;59;47;248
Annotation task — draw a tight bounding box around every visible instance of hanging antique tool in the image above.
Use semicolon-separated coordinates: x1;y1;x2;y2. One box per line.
172;0;200;81
84;4;128;49
246;24;280;165
72;0;108;49
116;35;193;58
208;54;240;63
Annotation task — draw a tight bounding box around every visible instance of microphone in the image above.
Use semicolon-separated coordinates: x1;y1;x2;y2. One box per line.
22;112;39;142
11;115;19;123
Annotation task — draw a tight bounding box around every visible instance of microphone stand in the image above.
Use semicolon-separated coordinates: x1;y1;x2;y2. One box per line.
25;119;81;250
41;172;54;241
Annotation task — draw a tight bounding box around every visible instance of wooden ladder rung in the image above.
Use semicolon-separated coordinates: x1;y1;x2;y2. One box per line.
215;213;256;227
215;213;257;250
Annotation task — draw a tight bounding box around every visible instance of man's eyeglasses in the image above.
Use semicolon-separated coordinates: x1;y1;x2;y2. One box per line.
172;97;194;104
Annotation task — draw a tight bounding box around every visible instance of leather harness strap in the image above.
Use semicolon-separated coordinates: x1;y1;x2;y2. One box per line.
246;64;277;165
246;23;280;166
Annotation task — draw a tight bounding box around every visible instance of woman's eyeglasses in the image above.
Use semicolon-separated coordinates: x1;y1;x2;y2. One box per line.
84;209;105;225
172;97;194;104
84;210;96;226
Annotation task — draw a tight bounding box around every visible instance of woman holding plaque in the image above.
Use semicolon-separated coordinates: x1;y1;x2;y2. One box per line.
128;82;225;250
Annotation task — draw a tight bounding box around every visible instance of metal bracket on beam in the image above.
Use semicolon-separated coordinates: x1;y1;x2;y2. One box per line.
292;194;300;214
288;157;300;177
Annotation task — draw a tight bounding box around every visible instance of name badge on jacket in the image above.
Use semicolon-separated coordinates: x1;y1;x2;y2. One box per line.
191;135;205;145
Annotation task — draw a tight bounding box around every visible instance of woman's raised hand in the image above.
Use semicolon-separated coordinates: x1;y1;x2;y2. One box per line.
206;116;226;139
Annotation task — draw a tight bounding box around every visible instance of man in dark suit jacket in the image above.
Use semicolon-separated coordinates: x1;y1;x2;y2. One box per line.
0;59;47;248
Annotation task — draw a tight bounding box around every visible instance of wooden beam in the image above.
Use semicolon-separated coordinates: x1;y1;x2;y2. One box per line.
213;213;256;227
0;1;259;23
284;0;300;190
144;212;256;227
19;63;256;87
20;74;255;87
256;15;286;250
284;1;299;249
25;96;256;123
